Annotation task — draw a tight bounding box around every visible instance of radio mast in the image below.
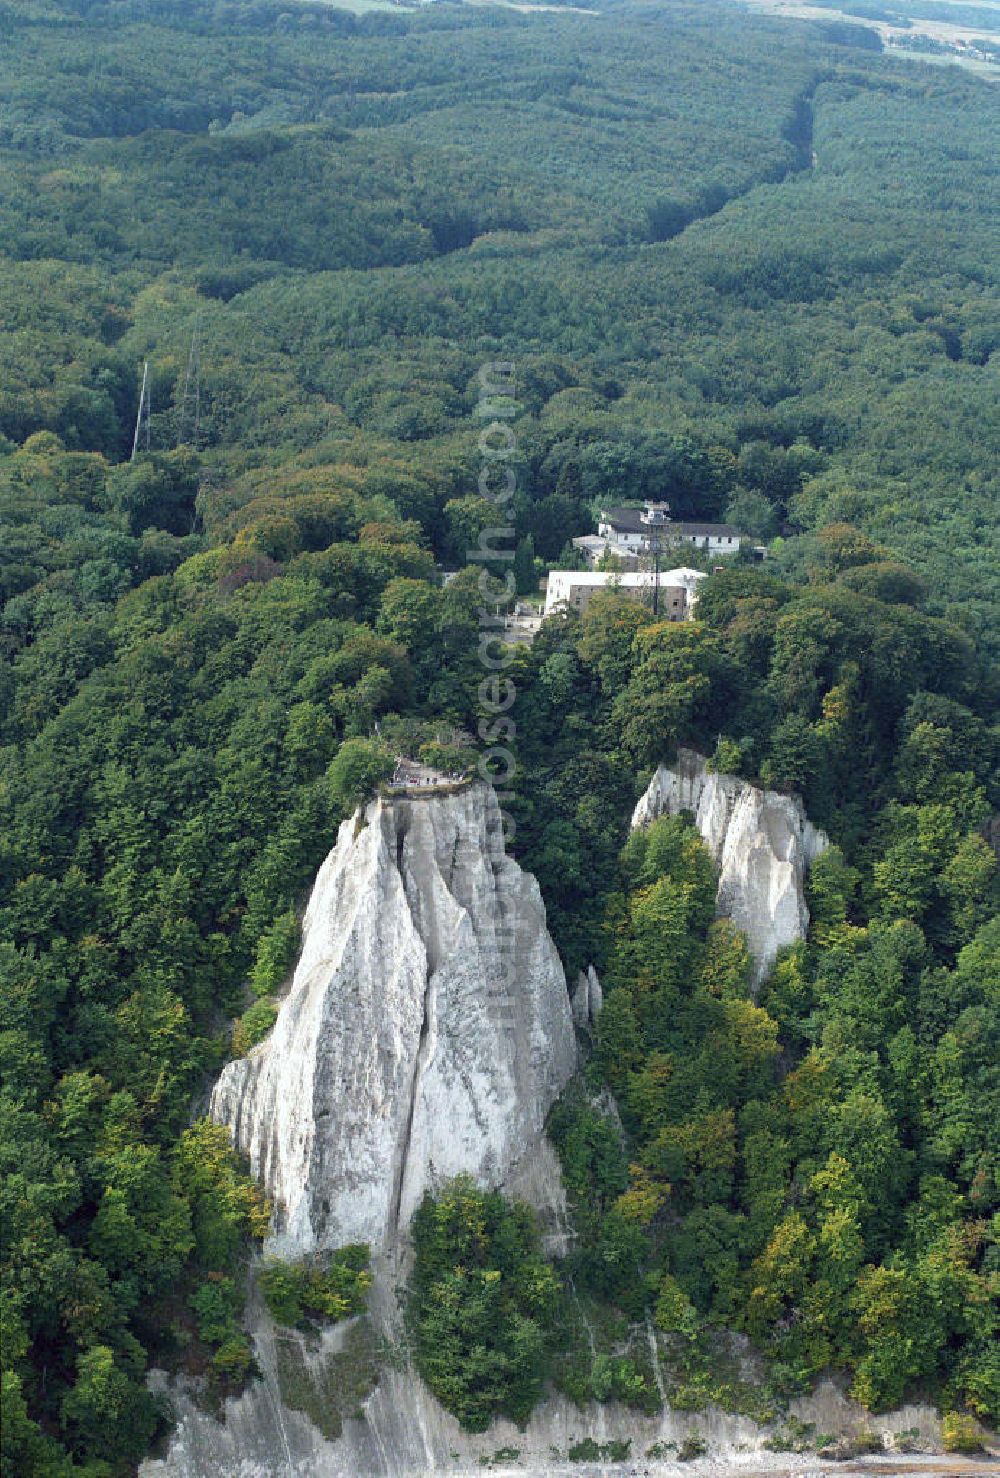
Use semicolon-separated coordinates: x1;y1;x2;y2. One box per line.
130;360;151;462
640;500;670;615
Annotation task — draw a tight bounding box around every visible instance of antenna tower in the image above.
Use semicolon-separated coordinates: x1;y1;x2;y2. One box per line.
130;360;151;462
640;500;670;616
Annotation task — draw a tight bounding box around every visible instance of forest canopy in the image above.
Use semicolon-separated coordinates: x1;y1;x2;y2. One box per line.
0;0;997;1471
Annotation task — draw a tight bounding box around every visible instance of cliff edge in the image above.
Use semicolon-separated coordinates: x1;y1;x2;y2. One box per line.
210;782;576;1257
632;749;828;982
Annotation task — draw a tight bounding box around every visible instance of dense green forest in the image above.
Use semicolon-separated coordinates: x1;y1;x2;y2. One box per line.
0;0;997;1471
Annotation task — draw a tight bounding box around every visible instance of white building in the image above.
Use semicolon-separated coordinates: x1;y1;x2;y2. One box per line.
592;501;747;560
544;567;706;620
571;533;635;566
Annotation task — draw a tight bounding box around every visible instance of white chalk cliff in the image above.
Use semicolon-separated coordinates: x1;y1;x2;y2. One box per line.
632;748;828;982
144;773;962;1478
571;965;603;1030
210;781;577;1256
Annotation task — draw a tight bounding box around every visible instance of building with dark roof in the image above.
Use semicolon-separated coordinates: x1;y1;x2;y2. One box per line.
595;501;746;558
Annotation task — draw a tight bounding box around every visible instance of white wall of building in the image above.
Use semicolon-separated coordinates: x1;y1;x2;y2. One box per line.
544;568;706;618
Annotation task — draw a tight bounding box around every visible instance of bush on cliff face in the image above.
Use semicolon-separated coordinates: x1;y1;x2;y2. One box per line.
260;1246;372;1330
407;1178;560;1431
250;910;300;999
941;1412;985;1454
232;996;279;1055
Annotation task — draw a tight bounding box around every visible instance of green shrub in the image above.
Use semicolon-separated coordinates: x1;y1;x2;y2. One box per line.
407;1177;560;1432
708;736;744;775
764;1417;815;1452
590;1354;656;1410
232;997;279;1056
941;1412;984;1453
259;1263;304;1327
678;1435;707;1460
260;1246;372;1330
212;1335;254;1384
417;739;476;775
568;1437;631;1461
251;909;300;998
187;1272;256;1391
327;737;394;814
190;1274;243;1345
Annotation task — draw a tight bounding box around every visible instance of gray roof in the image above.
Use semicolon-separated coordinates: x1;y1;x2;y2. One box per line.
600;506;647;532
601;507;742;538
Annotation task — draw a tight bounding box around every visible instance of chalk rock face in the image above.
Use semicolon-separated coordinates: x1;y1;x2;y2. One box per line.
571;965;603;1030
632;749;828;982
210;783;577;1257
